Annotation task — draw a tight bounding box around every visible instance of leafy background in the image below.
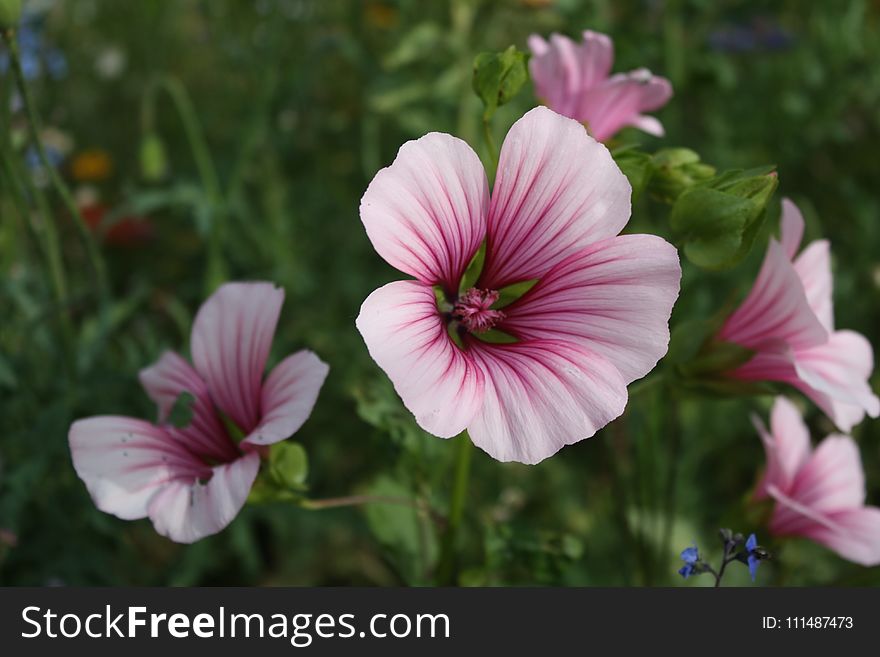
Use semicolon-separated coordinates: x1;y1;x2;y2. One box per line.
1;0;878;586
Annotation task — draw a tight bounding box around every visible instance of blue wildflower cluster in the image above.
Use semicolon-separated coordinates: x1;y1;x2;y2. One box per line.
678;529;769;586
0;9;67;81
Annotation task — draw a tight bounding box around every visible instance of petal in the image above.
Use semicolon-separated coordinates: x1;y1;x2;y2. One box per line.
69;416;208;521
793;330;880;431
804;508;880;567
794;240;833;332
359;132;489;292
242;350;330;446
577;30;615;89
139;351;239;463
779;198;804;260
628;115;665;137
791;435;865;512
191;282;284;433
147;452;260;544
719;240;827;351
499;234;681;383
356;280;485;438
480;107;632;289
466;339;628;464
753;396;812;498
527;33;582;118
578;70;673;141
768;485;880;566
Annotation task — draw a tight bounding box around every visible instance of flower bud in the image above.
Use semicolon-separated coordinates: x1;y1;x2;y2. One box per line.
139;133;168;182
0;0;22;30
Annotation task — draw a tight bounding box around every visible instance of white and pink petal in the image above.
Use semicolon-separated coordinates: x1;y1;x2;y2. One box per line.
147;452;260;544
139;351;239;463
243;350;329;446
719;240;827;351
499;234;680;384
480;107;632;289
578;70;672;141
69;416;208;521
753;396;812;499
359;133;489;292
355;280;485;438
191;282;284;433
465;339;628;464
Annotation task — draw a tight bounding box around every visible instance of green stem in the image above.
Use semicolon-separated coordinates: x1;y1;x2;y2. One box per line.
481;117;498;170
143;76;225;294
302;494;444;525
436;433;474;585
0;121;74;362
3;27;109;314
660;389;683;568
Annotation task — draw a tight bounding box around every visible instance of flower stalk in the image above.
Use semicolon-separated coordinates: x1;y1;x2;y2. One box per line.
2;26;110;315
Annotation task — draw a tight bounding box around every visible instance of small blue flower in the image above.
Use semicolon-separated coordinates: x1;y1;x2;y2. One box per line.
678;543;700;579
746;533;760;581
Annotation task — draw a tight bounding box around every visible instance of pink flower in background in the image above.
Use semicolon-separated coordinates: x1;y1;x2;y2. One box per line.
356;107;680;464
753;396;880;566
719;199;879;432
69;282;329;543
527;30;673;141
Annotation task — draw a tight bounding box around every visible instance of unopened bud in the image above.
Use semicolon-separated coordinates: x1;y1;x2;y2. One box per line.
139;133;168;182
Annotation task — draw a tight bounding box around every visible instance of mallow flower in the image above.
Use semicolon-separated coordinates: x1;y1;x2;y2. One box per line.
69;282;329;543
527;30;672;141
753;396;880;566
356;107;680;464
718;199;879;432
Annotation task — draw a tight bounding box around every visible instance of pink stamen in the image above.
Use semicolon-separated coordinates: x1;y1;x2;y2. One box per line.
452;288;506;334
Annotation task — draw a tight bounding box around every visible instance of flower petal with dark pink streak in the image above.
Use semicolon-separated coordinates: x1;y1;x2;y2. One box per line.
356;280;485;438
466;339;627;464
480;107;631;290
191;282;284;433
147;451;260;544
69;416;209;521
243;350;329;446
499;234;680;384
359;132;489;293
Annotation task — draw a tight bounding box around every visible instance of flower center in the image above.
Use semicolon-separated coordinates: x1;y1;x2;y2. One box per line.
451;288;505;334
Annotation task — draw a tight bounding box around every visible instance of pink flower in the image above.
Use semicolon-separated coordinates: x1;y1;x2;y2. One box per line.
753;396;880;566
527;30;673;141
356;107;680;464
719;199;879;432
69;282;329;543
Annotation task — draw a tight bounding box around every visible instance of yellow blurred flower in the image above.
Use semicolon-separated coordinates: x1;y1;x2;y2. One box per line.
71;149;113;182
364;2;398;30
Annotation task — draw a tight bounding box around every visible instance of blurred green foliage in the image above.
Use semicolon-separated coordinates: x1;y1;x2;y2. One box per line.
1;0;878;586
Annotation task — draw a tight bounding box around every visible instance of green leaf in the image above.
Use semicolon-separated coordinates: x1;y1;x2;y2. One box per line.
472;46;530;121
494;278;538;307
168;391;196;429
0;0;22;29
473;329;518;344
614;149;654;201
459;241;486;292
268;441;309;491
649;148;716;203
382;22;445;69
364;475;436;584
670;169;777;270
